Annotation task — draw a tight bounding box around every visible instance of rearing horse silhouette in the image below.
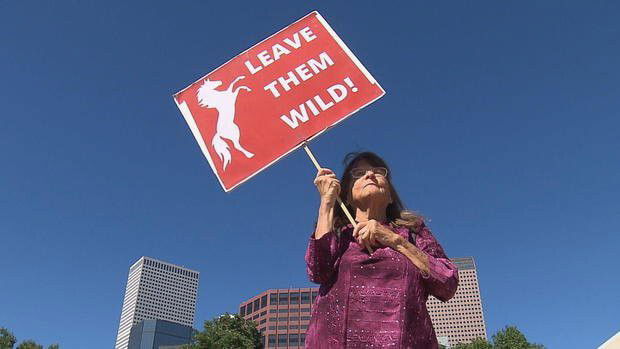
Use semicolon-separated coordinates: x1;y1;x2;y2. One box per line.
196;76;254;170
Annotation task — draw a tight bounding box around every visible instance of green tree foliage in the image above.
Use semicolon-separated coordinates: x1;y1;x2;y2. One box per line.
0;328;58;349
452;337;493;349
185;313;262;349
15;341;42;349
0;328;17;349
451;326;544;349
492;326;544;349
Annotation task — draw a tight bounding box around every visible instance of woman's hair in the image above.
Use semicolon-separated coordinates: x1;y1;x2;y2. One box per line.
333;151;425;233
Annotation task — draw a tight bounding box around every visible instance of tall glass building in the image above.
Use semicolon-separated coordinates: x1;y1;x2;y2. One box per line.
127;319;193;349
115;256;200;349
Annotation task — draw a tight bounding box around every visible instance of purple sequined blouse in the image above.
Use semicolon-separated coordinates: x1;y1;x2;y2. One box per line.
304;223;458;348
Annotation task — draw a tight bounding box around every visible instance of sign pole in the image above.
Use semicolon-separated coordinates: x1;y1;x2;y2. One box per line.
303;143;373;253
302;143;357;226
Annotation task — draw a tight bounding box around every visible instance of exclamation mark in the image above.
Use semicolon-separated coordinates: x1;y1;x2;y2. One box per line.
344;77;358;92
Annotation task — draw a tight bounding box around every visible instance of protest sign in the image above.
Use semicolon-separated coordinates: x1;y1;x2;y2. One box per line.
174;11;385;191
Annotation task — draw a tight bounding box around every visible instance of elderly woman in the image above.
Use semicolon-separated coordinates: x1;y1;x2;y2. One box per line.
304;152;459;348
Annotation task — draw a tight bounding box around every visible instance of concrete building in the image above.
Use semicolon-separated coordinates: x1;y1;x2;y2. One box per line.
240;257;485;348
115;256;199;349
239;288;318;348
127;319;193;349
427;257;487;347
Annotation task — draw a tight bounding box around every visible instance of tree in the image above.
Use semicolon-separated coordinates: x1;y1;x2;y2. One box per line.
0;328;17;349
0;328;58;349
452;337;493;349
15;341;42;349
185;313;262;349
492;326;544;349
449;326;543;349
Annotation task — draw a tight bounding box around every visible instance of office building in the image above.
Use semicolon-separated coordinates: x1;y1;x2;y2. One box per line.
240;257;485;348
240;288;318;348
115;256;200;349
427;257;487;347
127;319;193;349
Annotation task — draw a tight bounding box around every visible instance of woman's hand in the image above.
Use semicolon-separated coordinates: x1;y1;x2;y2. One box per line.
314;168;340;207
353;220;405;252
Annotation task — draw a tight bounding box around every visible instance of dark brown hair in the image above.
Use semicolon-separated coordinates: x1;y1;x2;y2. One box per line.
334;151;425;233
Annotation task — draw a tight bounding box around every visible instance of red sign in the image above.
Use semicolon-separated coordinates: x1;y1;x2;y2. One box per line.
174;11;384;191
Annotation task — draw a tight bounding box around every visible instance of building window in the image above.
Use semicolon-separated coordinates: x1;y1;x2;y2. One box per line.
261;295;268;308
270;293;278;305
278;334;287;347
279;293;289;305
239;305;245;317
278;308;288;313
301;308;310;313
246;302;253;314
268;334;276;346
301;292;310;304
254;299;261;311
300;333;306;345
269;326;276;330
311;291;318;303
289;333;299;346
290;292;300;304
278;325;287;330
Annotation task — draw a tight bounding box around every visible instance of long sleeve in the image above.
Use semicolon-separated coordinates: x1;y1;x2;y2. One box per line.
415;224;459;302
304;226;350;285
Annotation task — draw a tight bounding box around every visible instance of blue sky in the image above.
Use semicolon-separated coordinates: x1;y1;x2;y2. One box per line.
1;1;619;348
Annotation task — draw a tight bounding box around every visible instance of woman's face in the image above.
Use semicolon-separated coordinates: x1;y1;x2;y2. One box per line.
349;159;392;208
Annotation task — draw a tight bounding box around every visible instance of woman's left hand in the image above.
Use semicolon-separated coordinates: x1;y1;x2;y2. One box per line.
353;220;404;251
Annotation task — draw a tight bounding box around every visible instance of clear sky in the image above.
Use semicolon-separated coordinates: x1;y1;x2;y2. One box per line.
1;1;619;348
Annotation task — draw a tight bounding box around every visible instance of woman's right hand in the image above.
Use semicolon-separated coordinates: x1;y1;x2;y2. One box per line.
314;168;340;206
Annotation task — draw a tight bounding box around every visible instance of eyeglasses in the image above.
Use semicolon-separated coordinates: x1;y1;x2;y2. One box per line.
350;167;388;178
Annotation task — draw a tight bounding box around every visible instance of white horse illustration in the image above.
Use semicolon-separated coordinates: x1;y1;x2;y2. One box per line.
196;76;254;170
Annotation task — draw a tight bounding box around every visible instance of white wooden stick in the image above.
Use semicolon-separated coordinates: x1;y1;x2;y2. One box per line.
303;143;373;254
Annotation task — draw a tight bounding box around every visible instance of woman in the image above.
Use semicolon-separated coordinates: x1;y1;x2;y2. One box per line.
304;152;459;348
